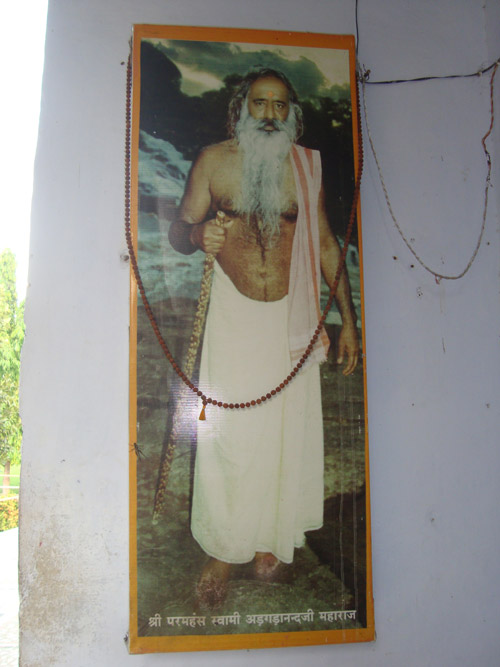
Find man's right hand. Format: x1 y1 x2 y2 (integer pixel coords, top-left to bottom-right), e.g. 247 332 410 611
190 216 233 255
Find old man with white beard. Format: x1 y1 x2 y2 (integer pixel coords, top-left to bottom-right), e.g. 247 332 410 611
169 68 359 608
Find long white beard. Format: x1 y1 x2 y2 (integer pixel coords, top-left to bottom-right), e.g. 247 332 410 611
235 104 298 244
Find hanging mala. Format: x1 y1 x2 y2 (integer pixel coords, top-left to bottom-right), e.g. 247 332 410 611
124 55 364 520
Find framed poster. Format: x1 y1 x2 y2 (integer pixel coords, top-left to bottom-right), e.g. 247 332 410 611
128 24 373 653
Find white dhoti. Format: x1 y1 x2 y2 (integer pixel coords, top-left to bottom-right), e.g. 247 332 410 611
191 262 324 564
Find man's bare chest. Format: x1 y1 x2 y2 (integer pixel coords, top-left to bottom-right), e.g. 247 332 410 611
209 156 298 219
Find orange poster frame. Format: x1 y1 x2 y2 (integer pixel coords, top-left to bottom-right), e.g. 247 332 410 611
128 24 373 653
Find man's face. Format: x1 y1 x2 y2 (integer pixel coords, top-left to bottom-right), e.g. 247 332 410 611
247 77 290 131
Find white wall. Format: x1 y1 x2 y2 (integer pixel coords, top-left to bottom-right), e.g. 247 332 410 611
20 0 500 665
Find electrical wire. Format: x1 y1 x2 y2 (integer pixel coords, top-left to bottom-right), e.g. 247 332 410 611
355 0 499 281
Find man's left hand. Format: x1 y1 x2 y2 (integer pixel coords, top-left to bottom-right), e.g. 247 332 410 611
336 324 359 376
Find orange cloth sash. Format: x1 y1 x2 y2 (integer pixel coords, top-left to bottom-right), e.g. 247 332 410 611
288 144 330 365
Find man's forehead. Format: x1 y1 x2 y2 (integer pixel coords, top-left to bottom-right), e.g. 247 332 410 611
249 77 289 101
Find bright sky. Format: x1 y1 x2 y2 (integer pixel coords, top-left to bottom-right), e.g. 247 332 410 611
0 1 48 300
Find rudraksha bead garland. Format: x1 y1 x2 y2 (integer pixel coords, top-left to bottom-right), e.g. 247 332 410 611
124 56 364 415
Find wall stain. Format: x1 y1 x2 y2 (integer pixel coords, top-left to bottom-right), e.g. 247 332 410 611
20 497 107 666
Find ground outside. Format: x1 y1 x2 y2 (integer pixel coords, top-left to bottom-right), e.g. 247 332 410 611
0 527 19 666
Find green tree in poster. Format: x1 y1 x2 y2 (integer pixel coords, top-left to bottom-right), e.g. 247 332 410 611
0 250 24 495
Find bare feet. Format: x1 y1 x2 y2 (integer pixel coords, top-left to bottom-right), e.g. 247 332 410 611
196 558 231 610
254 552 283 581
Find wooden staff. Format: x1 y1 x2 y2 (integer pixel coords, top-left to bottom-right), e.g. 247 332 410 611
152 212 226 523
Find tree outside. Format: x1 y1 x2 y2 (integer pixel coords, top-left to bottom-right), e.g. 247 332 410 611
0 249 24 501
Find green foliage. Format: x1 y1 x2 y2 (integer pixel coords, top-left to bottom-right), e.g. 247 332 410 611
139 43 234 160
0 249 24 466
1 463 20 492
301 96 355 239
0 497 19 531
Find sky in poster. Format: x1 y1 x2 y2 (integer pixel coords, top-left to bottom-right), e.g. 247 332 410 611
145 39 350 99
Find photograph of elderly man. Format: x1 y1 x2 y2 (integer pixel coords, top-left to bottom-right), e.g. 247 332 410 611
130 31 371 648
